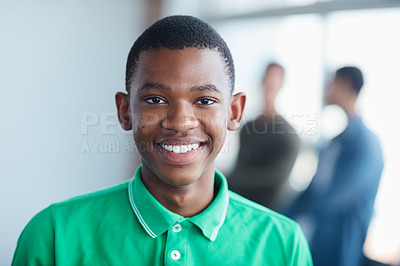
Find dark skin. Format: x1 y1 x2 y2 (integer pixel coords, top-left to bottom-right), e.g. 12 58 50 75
116 48 246 217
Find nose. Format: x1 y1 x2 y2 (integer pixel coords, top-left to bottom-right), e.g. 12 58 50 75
162 100 199 132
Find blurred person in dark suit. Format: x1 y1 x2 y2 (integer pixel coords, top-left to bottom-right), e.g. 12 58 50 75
228 63 300 211
285 66 384 266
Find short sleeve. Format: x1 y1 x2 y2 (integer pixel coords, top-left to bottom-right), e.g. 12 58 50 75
12 206 55 266
290 224 313 266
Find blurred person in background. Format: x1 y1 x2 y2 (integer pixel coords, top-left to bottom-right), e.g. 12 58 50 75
228 62 300 211
285 66 384 266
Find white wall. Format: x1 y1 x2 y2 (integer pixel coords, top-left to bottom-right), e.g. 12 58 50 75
0 0 144 264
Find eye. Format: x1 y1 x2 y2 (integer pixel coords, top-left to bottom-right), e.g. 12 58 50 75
144 96 167 104
196 98 217 105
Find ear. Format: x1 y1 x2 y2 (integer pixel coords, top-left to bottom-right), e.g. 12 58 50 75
228 92 246 131
115 92 132 131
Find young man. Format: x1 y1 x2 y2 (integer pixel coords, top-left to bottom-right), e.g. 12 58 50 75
12 16 312 265
285 67 384 266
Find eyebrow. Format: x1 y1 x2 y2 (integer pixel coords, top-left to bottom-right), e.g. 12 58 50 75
191 84 221 94
138 82 171 92
138 83 222 94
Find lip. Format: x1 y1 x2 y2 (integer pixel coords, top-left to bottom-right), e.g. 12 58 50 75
156 137 207 146
154 138 207 165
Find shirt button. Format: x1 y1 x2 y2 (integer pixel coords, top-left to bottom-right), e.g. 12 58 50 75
172 224 182 233
171 250 181 260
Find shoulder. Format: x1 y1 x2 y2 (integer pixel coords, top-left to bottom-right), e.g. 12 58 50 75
228 190 300 230
343 119 383 158
362 126 382 150
226 191 313 265
12 206 55 265
52 181 129 209
275 115 299 137
240 119 258 134
13 181 131 265
17 206 55 239
18 181 130 243
45 181 132 228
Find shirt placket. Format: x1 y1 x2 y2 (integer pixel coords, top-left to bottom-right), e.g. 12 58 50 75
164 219 189 265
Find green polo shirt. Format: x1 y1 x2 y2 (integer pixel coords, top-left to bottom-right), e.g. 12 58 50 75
13 166 312 265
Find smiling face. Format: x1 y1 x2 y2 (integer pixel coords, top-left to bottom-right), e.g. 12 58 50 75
117 48 245 187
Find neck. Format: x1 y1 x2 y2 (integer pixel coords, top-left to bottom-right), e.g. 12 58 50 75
340 100 357 116
140 163 215 217
263 101 276 116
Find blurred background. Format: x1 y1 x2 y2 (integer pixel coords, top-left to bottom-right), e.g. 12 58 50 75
1 0 400 265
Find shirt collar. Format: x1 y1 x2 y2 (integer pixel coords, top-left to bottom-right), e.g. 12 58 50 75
128 166 229 241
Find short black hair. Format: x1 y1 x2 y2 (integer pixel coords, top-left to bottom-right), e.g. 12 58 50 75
125 15 235 93
336 66 364 94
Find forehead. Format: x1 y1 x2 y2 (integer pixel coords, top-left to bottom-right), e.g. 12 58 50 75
132 48 230 94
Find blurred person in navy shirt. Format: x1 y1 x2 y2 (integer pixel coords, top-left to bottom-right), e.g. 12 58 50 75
285 66 384 266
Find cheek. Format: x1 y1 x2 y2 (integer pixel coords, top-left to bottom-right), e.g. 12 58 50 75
202 108 228 146
215 114 228 137
132 109 163 134
132 110 163 154
326 88 335 99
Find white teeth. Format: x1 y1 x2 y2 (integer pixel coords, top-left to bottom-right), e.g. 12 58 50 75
161 143 201 154
180 146 188 153
173 146 180 153
162 145 173 152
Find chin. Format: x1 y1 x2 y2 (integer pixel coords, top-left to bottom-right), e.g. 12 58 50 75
158 169 200 187
152 166 201 187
